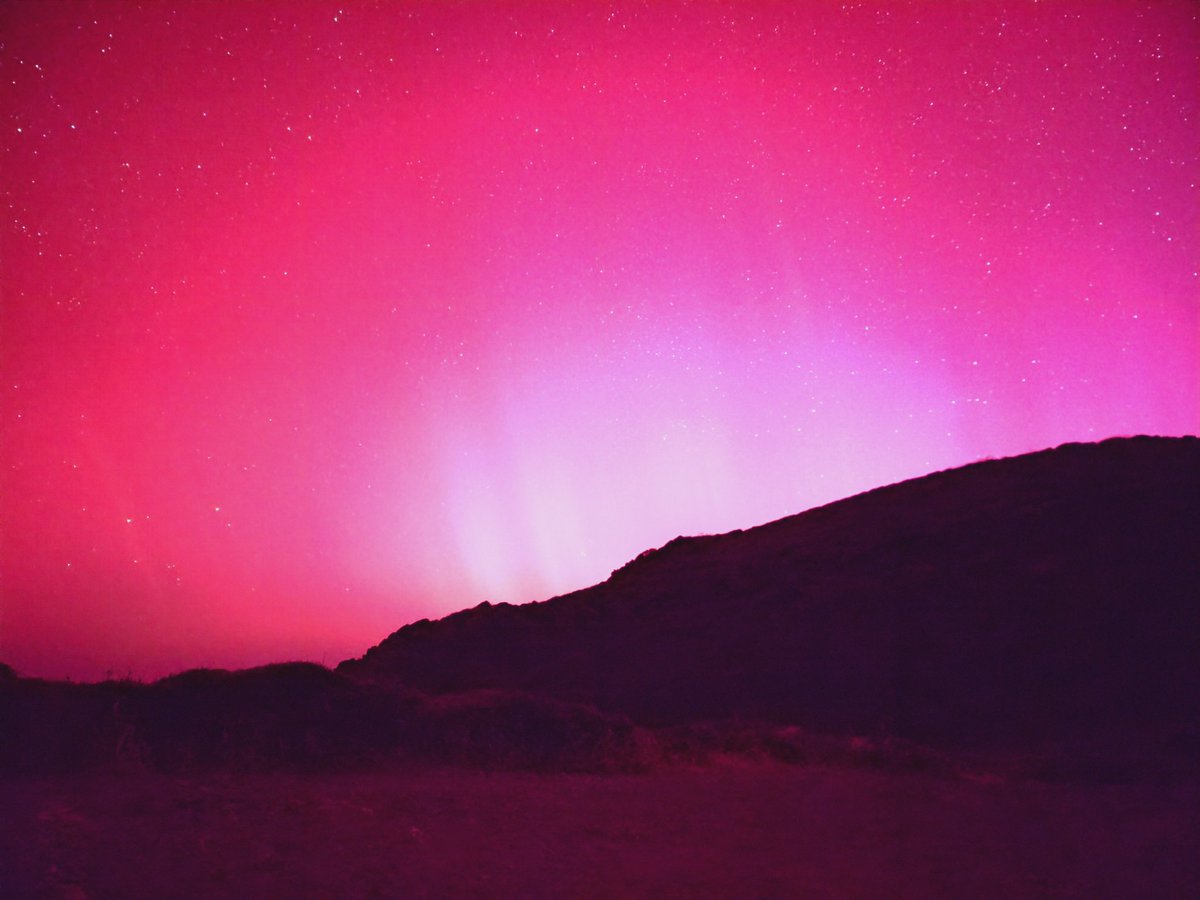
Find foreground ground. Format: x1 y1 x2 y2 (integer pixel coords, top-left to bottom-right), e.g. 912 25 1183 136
2 765 1197 899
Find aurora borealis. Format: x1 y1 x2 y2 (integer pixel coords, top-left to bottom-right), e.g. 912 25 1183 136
2 1 1196 680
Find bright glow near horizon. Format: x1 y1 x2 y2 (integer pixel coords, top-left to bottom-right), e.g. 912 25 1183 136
2 2 1197 680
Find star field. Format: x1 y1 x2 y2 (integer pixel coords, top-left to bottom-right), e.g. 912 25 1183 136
2 2 1196 680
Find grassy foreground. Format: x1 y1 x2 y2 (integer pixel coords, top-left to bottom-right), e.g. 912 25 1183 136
3 764 1197 898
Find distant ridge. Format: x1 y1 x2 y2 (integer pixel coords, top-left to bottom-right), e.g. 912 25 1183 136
340 436 1200 761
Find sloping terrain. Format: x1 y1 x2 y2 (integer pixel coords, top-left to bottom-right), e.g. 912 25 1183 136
3 437 1197 898
340 436 1200 766
3 436 1196 780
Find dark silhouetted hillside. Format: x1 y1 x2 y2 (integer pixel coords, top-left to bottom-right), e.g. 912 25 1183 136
5 436 1196 779
340 436 1200 773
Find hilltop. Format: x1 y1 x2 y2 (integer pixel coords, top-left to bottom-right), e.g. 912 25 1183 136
4 436 1197 779
340 435 1200 770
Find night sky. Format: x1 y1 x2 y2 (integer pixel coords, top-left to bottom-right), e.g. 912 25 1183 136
3 2 1196 681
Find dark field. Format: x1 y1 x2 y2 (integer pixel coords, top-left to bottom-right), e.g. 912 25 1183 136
3 765 1197 898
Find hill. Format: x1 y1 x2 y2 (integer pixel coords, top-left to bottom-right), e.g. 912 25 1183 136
4 436 1196 779
339 436 1200 770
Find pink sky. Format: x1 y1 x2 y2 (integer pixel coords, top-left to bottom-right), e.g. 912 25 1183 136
3 1 1196 680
